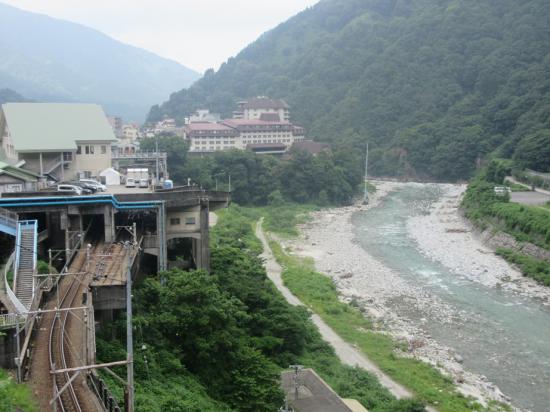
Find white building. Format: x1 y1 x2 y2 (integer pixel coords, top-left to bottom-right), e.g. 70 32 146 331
0 103 116 181
122 124 140 140
188 109 221 124
233 97 290 122
185 119 304 154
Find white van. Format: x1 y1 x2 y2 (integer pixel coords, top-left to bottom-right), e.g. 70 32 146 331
126 178 136 188
139 178 149 188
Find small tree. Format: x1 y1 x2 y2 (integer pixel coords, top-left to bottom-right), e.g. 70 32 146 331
268 189 285 206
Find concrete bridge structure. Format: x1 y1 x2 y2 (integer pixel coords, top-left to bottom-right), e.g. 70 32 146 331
0 187 229 411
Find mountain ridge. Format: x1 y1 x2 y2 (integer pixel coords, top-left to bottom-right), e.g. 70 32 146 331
0 2 201 121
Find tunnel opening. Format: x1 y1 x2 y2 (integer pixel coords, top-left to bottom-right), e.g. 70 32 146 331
167 237 195 270
83 214 105 243
115 210 157 242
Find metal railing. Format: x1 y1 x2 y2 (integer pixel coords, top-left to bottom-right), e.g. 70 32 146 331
0 313 24 329
0 207 18 233
112 151 167 160
89 374 122 412
3 252 27 314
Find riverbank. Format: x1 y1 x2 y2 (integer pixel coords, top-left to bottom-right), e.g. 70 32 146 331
280 181 517 410
407 184 550 305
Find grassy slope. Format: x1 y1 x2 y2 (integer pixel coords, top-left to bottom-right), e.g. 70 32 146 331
0 368 38 412
461 175 550 286
215 205 426 412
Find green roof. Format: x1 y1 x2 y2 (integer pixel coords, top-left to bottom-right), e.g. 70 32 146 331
0 160 39 182
2 103 116 152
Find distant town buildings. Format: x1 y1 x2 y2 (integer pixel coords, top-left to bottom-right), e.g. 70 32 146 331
107 116 123 137
0 103 116 181
186 97 304 154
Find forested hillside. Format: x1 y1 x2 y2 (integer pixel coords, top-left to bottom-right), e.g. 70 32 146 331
149 0 550 179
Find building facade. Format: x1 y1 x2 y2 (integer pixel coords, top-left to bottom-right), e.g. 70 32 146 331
233 97 290 122
185 119 304 153
185 97 304 154
0 103 116 181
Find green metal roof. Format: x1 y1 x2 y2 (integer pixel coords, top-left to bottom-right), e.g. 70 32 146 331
2 103 116 152
0 160 39 182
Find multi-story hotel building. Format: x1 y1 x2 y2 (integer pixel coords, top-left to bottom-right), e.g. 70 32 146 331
186 97 304 154
185 119 304 154
233 97 290 122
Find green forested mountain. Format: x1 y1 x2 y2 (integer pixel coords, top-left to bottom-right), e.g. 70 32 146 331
149 0 550 179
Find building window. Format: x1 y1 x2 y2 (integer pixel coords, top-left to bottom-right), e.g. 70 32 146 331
170 218 181 226
101 145 107 154
77 146 82 155
63 152 73 161
85 145 95 155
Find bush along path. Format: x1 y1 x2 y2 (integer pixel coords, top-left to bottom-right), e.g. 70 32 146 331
255 218 437 411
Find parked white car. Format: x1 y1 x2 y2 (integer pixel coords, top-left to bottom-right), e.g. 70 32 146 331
57 184 83 195
126 178 136 188
79 178 106 192
139 178 149 188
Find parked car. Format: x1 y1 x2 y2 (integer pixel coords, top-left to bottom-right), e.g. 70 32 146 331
79 178 106 192
126 178 136 188
138 178 149 188
57 184 83 195
62 181 96 194
163 179 174 190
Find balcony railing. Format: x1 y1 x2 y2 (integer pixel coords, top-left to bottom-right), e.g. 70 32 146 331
112 151 167 160
0 313 24 329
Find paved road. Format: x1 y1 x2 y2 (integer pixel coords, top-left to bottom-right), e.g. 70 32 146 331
506 176 550 197
255 219 426 404
510 191 550 206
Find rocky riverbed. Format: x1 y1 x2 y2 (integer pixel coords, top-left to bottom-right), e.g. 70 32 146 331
282 181 529 410
407 184 550 305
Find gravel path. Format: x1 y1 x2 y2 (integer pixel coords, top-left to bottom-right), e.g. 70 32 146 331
255 218 421 403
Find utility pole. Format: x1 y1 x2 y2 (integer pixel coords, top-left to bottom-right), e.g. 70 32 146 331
155 135 160 186
228 174 231 193
289 365 303 401
15 319 21 383
126 265 134 412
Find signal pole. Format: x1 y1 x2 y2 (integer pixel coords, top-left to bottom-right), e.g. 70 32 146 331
126 265 134 412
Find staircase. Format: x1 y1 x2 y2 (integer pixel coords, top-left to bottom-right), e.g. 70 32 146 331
14 220 38 310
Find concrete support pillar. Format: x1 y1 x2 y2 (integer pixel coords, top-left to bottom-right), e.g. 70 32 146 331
199 202 210 272
191 238 197 268
103 206 115 243
157 205 167 272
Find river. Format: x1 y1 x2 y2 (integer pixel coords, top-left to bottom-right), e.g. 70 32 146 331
351 185 550 412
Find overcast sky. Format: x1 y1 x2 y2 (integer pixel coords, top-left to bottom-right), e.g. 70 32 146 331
2 0 320 73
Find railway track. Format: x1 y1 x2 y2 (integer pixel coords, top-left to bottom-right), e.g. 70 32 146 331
48 244 110 412
29 239 130 411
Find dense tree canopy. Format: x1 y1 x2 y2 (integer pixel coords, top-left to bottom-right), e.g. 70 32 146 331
149 0 550 180
141 135 359 205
